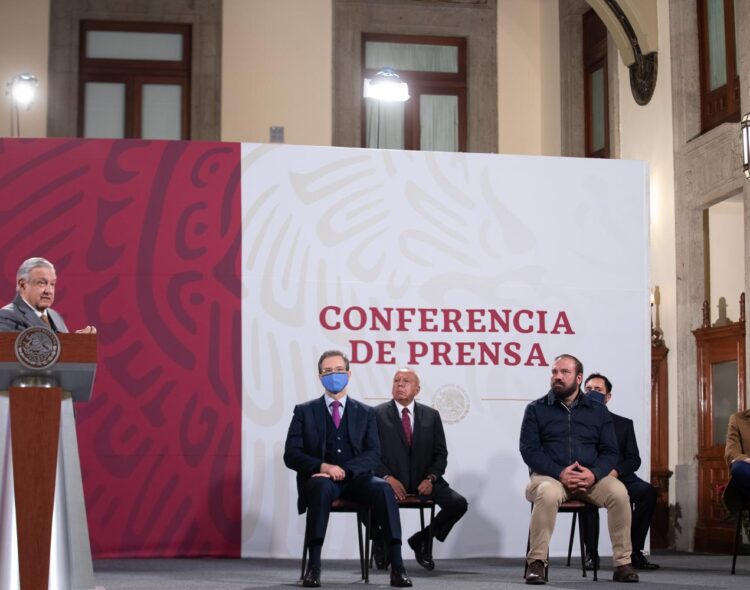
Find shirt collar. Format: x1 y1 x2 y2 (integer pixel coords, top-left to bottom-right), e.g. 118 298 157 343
393 399 415 415
325 394 347 411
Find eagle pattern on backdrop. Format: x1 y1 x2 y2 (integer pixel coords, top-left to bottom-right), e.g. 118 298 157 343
0 138 242 557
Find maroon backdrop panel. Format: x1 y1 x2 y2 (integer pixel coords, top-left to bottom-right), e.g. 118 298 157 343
0 138 241 557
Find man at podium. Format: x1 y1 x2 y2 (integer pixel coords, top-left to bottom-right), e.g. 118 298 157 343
0 257 96 334
0 256 97 590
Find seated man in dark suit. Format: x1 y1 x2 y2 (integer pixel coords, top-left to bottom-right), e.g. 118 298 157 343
283 350 412 588
374 368 468 570
0 257 96 334
581 373 659 570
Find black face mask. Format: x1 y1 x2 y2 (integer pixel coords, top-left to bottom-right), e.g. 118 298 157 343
586 390 606 404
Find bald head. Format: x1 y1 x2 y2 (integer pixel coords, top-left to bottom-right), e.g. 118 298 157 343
391 368 421 407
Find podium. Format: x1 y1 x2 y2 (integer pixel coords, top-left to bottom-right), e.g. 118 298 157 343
0 328 97 590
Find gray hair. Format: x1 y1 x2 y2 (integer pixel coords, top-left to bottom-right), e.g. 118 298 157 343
16 257 55 292
394 367 421 385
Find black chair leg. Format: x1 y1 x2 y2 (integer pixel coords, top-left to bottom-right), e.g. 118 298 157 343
567 512 576 567
365 509 371 582
576 510 589 579
357 511 365 580
732 509 743 575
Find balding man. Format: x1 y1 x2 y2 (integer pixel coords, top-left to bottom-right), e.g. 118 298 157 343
374 368 468 571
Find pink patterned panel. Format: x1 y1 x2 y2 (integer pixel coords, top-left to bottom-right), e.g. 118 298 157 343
0 138 241 557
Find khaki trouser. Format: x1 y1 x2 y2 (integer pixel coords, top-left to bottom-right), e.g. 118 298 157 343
525 473 632 567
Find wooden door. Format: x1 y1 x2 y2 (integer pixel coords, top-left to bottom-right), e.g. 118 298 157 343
693 296 746 552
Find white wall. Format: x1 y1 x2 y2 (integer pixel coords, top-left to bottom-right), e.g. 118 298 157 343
617 0 678 480
708 195 745 322
222 0 332 146
497 0 561 156
0 0 49 138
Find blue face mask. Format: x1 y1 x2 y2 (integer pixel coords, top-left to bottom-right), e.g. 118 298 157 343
320 372 349 394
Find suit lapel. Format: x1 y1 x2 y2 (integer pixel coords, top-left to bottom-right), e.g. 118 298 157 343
313 396 327 457
411 402 422 448
346 398 361 448
14 295 41 328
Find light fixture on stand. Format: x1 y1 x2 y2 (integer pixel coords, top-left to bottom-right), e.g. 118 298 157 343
741 112 750 179
5 73 39 137
363 67 409 149
363 67 410 102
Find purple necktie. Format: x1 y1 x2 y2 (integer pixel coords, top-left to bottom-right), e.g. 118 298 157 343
331 400 342 429
402 407 412 446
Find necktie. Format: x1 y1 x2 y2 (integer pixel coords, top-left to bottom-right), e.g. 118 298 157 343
402 407 412 446
331 400 341 429
40 313 50 327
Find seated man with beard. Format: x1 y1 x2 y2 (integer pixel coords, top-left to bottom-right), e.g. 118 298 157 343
519 354 639 585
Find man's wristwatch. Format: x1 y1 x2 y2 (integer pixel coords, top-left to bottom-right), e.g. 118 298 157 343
426 474 436 483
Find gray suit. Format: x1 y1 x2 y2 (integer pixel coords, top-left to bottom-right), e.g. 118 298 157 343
0 294 69 333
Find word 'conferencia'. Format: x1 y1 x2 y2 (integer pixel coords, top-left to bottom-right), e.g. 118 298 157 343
319 305 575 367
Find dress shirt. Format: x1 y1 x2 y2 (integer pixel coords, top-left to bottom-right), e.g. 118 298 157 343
325 394 347 418
393 399 415 431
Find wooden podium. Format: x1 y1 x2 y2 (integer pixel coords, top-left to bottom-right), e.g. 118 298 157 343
0 330 97 590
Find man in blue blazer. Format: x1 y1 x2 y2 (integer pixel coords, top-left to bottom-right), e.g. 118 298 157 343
284 350 412 588
582 373 660 571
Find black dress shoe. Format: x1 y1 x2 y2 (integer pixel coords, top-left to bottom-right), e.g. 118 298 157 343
302 565 321 587
584 552 600 571
408 533 435 570
390 567 413 587
631 550 660 570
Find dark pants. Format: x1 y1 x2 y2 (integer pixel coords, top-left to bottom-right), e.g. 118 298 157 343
422 483 468 542
303 475 402 544
581 475 657 553
731 460 750 501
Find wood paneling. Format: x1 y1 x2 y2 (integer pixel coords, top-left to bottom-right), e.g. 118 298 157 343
693 296 745 552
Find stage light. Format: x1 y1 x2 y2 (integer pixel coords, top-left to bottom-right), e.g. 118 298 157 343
363 67 410 102
743 113 750 178
7 73 38 110
5 73 39 137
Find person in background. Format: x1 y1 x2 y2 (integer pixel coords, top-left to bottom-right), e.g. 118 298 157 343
375 368 468 571
581 373 660 571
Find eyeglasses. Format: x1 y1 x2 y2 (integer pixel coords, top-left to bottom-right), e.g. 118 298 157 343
320 367 347 375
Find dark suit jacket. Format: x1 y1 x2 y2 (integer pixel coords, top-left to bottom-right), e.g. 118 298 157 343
0 294 68 333
283 395 380 514
611 412 641 483
375 400 448 493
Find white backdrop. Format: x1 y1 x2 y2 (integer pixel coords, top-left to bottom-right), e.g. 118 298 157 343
240 144 650 560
